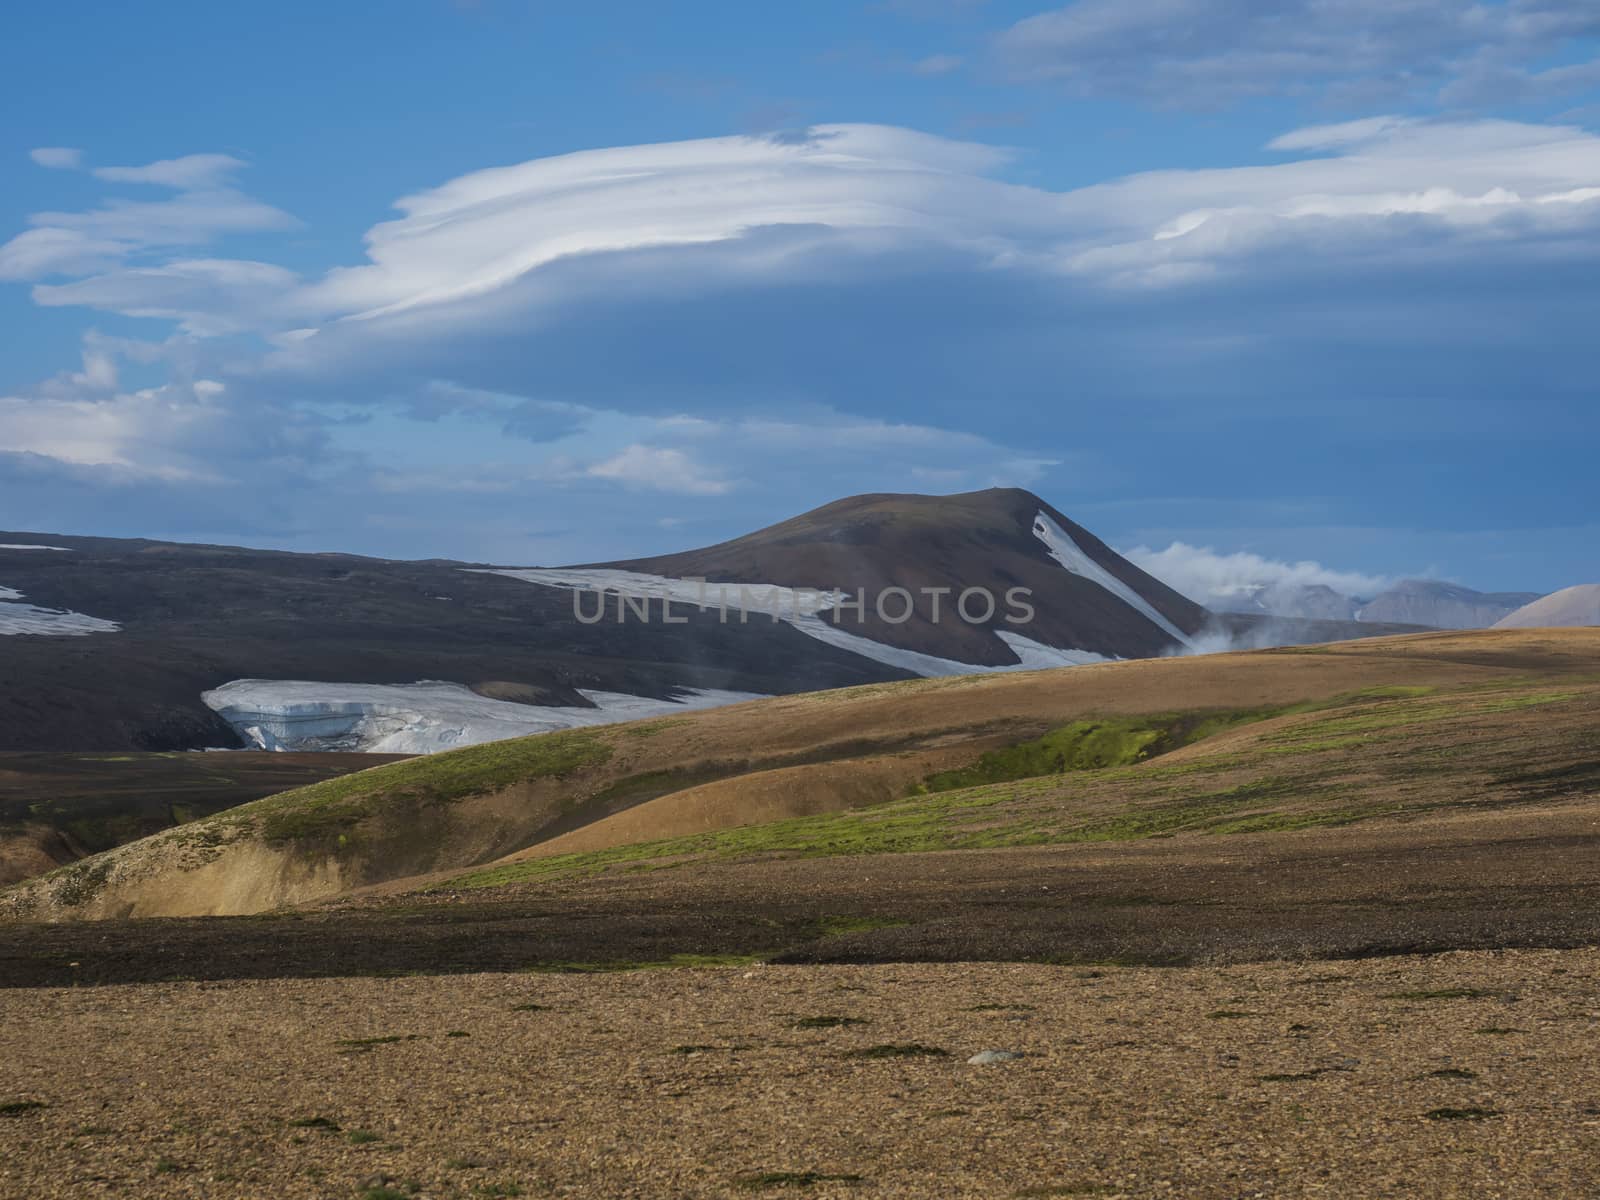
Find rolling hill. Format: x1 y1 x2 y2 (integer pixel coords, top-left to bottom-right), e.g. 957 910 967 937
0 489 1445 885
8 626 1596 924
1494 584 1600 629
0 750 406 888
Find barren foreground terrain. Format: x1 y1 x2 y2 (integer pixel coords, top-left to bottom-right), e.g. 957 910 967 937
4 950 1598 1199
4 629 1598 1197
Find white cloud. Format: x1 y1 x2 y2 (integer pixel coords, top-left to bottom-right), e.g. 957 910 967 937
297 125 1021 322
33 258 300 336
1122 541 1393 608
30 191 296 247
1 383 233 481
0 228 127 281
345 401 1055 517
92 154 247 189
0 336 326 486
13 118 1600 329
1054 117 1600 285
585 445 732 495
29 147 83 170
1266 117 1422 152
0 154 295 283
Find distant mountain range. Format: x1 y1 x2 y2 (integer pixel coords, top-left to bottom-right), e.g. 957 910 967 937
1209 578 1545 630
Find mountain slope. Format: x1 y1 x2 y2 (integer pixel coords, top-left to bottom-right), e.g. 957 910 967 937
592 488 1209 664
1210 582 1360 622
1494 585 1600 629
0 533 904 753
0 751 403 887
0 490 1209 755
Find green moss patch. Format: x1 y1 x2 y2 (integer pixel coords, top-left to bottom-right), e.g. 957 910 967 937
918 709 1282 794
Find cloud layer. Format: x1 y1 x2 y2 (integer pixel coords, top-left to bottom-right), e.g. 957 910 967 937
13 117 1599 338
1122 542 1393 610
992 0 1600 108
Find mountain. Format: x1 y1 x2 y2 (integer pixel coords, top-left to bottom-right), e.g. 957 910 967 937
0 490 1207 756
0 534 888 754
1210 583 1360 622
1494 585 1600 629
1207 577 1543 630
586 488 1209 666
1358 580 1543 629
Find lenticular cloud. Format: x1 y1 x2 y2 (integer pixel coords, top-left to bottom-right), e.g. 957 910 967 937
299 125 1054 321
16 119 1600 342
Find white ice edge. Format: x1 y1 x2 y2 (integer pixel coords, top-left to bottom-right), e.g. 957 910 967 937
476 566 1110 678
1029 511 1191 648
201 679 768 755
0 582 120 636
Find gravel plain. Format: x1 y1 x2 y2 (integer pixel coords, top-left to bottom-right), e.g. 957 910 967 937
4 949 1599 1199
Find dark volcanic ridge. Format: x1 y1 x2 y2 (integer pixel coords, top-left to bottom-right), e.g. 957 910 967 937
0 490 1208 755
595 488 1208 665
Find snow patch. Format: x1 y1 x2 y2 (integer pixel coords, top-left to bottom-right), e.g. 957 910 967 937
1030 512 1190 648
479 567 817 612
995 631 1109 670
782 612 1107 676
0 544 70 552
0 583 119 636
201 679 767 755
478 566 1109 678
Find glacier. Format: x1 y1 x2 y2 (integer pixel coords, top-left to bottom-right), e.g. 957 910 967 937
0 583 120 637
478 566 1109 677
201 679 768 755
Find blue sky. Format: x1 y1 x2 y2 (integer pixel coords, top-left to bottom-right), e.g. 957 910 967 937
2 0 1597 595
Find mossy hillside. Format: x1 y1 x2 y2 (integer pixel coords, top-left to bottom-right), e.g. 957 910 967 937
217 729 616 845
449 681 1587 890
1262 689 1580 752
162 683 1526 858
452 772 1353 889
917 687 1458 794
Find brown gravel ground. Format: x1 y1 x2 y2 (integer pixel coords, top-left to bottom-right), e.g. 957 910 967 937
3 949 1599 1200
